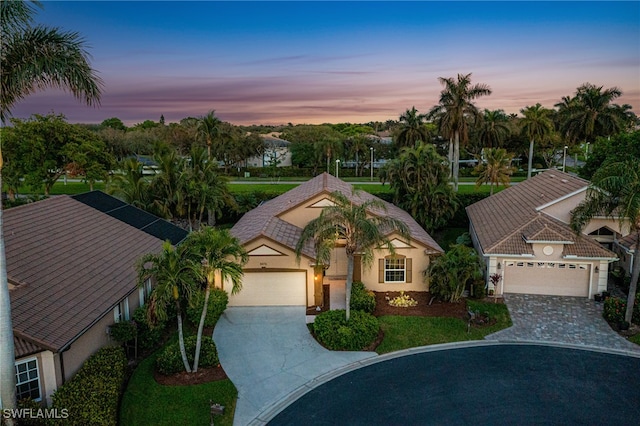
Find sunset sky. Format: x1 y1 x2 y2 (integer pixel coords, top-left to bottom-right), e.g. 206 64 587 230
10 1 640 126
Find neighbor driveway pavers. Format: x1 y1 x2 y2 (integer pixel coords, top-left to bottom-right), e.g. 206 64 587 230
486 293 640 353
213 307 376 426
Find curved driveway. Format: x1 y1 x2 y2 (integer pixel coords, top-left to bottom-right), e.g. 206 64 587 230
270 344 640 425
213 307 376 426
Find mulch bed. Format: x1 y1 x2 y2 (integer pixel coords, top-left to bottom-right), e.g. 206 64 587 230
153 364 228 386
373 291 468 319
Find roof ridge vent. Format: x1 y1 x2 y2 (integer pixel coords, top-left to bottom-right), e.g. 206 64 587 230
561 179 568 183
549 174 555 178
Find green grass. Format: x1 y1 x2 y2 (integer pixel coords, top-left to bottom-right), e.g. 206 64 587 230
120 353 237 426
629 333 640 345
13 181 106 195
375 299 511 354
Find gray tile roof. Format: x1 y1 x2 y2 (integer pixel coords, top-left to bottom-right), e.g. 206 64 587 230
467 170 615 259
7 195 168 353
231 173 443 256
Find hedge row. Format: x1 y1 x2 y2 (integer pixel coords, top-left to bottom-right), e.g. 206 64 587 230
603 294 640 326
51 346 127 426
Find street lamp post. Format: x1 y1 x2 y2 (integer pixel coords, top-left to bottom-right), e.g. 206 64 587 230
370 147 374 182
562 145 568 172
335 159 340 178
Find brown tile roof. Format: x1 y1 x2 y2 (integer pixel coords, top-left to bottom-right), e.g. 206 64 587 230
14 335 46 358
617 232 639 252
231 173 442 256
467 170 615 259
7 195 168 353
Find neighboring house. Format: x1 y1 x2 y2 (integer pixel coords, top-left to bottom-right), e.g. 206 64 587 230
245 133 292 168
467 170 628 298
7 191 187 404
614 233 638 278
228 172 443 307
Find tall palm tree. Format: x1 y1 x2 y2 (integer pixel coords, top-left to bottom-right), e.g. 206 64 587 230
1 1 103 413
107 158 150 209
474 148 513 195
556 83 629 145
382 142 458 233
295 190 409 321
520 103 554 179
428 73 492 190
571 160 640 324
137 242 201 373
196 110 221 160
183 227 247 372
396 106 430 148
316 136 343 175
477 109 510 148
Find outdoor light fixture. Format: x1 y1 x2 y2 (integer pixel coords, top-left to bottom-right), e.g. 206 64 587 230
497 262 501 269
595 266 599 273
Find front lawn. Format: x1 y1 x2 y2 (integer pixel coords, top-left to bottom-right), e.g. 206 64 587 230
375 300 511 354
120 353 237 426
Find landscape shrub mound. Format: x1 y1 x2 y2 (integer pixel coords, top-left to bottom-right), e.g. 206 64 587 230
51 346 127 426
313 310 379 351
350 281 376 314
186 288 229 328
133 305 165 351
156 336 219 375
603 294 640 326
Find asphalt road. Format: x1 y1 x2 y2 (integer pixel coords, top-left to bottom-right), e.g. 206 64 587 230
269 344 640 425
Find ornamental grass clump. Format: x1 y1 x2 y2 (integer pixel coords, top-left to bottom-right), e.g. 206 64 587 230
388 291 418 308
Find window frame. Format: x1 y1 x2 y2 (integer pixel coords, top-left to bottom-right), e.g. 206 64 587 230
384 257 406 283
15 357 41 402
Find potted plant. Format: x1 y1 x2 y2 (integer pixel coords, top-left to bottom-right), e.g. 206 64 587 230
594 293 603 302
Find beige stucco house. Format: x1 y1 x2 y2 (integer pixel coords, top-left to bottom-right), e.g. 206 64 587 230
7 191 187 405
229 172 443 306
466 170 630 298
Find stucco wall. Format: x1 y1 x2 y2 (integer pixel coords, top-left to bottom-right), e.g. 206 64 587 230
278 193 332 229
539 191 585 223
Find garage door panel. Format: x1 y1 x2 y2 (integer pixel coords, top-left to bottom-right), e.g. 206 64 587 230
504 261 589 297
228 271 306 306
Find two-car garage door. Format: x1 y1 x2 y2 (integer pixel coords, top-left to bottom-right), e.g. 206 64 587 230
228 271 307 306
503 261 590 297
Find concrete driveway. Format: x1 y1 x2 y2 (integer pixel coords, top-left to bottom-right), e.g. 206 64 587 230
213 307 377 426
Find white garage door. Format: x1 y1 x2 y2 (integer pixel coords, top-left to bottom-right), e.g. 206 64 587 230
504 261 590 297
228 271 307 306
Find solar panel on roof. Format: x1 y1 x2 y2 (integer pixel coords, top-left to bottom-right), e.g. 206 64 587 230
72 191 188 245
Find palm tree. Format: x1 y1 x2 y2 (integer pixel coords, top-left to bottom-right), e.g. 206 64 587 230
520 104 554 179
396 106 430 148
382 143 458 233
295 190 409 321
183 227 247 372
571 160 640 324
196 110 221 160
477 109 510 148
137 242 201 373
474 148 513 195
107 158 150 209
428 73 492 190
1 1 103 413
556 83 630 145
316 136 343 174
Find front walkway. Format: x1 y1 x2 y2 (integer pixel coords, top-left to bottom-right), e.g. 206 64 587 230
486 294 640 353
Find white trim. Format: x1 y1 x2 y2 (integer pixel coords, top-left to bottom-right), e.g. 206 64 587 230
248 245 285 256
384 257 406 283
524 239 574 244
535 187 587 211
15 357 41 402
139 288 145 307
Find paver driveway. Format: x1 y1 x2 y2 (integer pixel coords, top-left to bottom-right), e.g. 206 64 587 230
213 307 376 426
485 293 640 353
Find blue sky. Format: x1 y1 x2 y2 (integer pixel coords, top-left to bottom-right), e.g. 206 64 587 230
10 1 640 126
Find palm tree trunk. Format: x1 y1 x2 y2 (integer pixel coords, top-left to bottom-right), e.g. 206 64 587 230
448 138 453 179
0 170 18 421
624 233 640 323
345 255 354 321
453 132 460 191
527 139 534 179
176 304 192 373
193 285 211 372
207 207 215 227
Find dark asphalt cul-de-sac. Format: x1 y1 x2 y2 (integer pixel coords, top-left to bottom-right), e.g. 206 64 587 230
269 344 640 425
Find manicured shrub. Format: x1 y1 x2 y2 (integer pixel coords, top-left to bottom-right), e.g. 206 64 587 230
604 293 640 326
186 288 229 329
156 336 219 375
313 310 379 351
350 281 376 314
109 320 137 343
51 346 127 426
133 305 165 351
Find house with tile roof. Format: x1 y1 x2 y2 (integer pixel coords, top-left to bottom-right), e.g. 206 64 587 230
229 173 443 306
466 170 629 298
7 192 187 404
